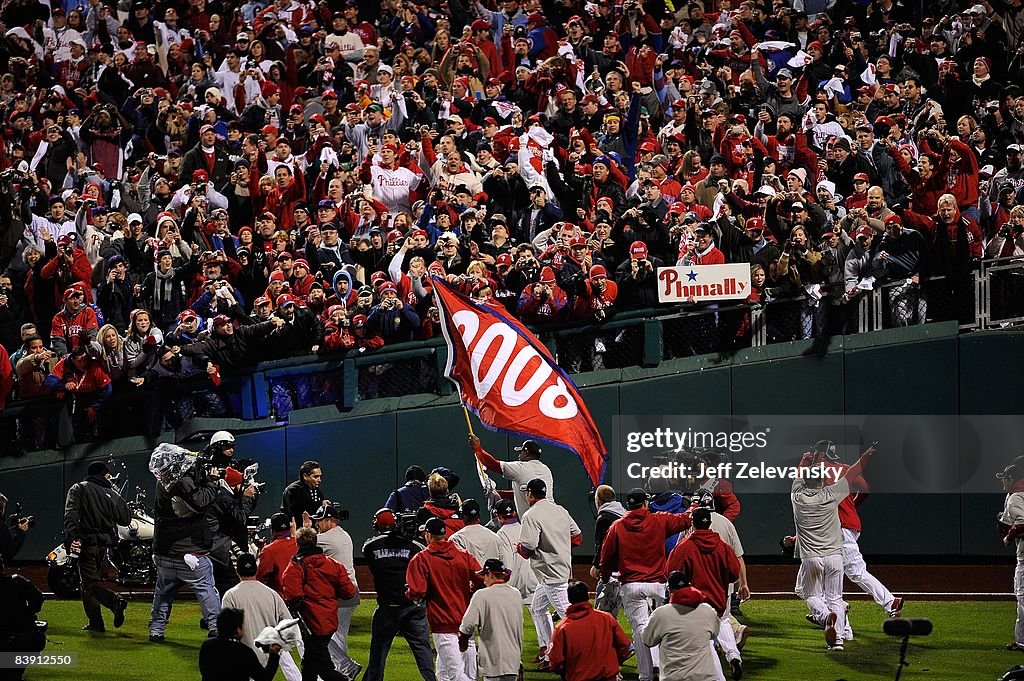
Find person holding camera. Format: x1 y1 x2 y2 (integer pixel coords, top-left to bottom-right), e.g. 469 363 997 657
0 493 31 561
40 233 93 310
282 526 357 681
208 466 258 597
148 453 223 642
614 241 660 310
987 205 1024 257
367 281 421 344
517 266 567 324
312 504 361 679
363 508 434 681
0 553 46 681
63 461 130 632
96 255 136 333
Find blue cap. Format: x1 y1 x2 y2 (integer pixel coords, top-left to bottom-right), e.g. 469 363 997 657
91 205 107 215
107 254 125 267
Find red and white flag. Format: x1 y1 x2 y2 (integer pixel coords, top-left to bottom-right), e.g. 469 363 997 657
432 277 607 485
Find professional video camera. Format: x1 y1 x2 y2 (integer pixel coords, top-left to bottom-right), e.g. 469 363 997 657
394 512 418 539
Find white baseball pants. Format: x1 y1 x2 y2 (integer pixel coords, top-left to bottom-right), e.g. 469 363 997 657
530 582 569 650
1015 562 1024 645
800 554 846 646
842 528 896 611
620 581 665 681
432 632 476 681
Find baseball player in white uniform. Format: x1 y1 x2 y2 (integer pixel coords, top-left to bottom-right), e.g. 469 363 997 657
470 436 555 519
815 440 903 629
516 478 582 669
791 444 876 651
998 464 1024 650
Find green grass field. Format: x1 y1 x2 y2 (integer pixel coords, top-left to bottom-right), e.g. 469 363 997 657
25 598 1020 680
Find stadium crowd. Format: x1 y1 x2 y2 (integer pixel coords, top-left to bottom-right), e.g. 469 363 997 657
1 0 1024 446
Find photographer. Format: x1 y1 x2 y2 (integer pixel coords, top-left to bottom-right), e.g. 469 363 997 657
208 466 258 597
97 255 136 333
517 266 568 325
367 282 421 344
63 461 130 632
40 234 93 313
0 493 30 561
614 241 661 310
0 554 45 680
987 205 1024 258
198 606 282 681
362 508 433 681
148 453 223 642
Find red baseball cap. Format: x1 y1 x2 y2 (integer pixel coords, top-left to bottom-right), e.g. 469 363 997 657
496 253 513 268
629 241 648 259
589 264 608 279
539 266 556 284
853 172 870 183
744 217 766 232
379 281 397 294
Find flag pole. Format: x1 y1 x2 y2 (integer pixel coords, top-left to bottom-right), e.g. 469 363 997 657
463 405 491 488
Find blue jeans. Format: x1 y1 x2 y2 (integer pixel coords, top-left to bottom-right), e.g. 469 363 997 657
149 554 221 636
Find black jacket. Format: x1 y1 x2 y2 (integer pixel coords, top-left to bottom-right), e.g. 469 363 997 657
208 483 255 564
199 637 279 681
63 474 131 547
362 532 426 605
280 480 324 529
152 474 219 557
179 140 233 188
0 573 43 639
178 319 279 370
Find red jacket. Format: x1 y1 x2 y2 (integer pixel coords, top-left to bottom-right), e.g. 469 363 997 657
40 248 93 306
405 540 483 633
548 602 632 681
822 463 868 532
256 532 297 596
707 478 741 522
420 501 465 537
666 529 740 616
282 546 356 636
50 306 100 355
570 279 618 320
600 507 691 583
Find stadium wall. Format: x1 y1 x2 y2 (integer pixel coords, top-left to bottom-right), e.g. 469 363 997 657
4 321 1022 562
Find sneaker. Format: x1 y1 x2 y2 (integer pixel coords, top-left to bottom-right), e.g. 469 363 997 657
148 634 165 643
829 644 845 652
113 598 128 629
531 647 547 664
199 618 209 630
730 658 743 680
1007 642 1024 651
805 614 823 628
82 623 105 633
737 625 750 650
824 612 838 648
888 597 904 618
536 656 551 672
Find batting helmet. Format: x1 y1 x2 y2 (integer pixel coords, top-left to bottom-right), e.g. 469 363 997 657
372 508 397 533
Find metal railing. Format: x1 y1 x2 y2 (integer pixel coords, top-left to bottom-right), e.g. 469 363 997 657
5 258 1024 451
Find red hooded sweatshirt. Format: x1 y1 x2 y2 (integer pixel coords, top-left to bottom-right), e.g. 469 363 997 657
822 462 869 532
405 540 483 633
600 507 691 583
548 601 632 681
666 529 740 616
255 532 297 596
281 545 356 636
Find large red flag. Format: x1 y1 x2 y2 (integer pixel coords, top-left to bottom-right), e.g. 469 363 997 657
431 276 606 485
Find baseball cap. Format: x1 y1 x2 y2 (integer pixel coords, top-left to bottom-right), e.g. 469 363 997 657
998 464 1024 480
213 314 232 327
520 478 547 496
625 488 649 510
853 172 870 183
478 558 511 575
418 516 447 535
813 439 839 461
494 499 516 516
236 553 258 577
514 440 542 456
311 504 343 521
460 499 481 521
853 225 874 240
629 241 649 260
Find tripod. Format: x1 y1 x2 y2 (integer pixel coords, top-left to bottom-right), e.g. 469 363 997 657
893 635 910 681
